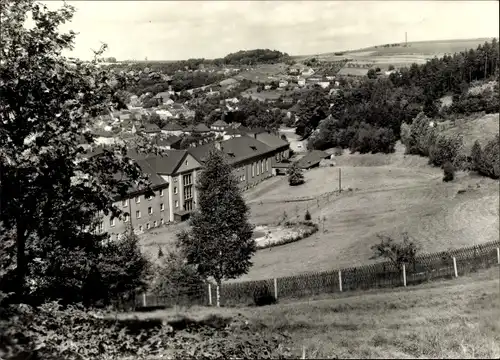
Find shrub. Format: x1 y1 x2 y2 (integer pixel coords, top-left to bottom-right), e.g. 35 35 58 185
443 161 455 182
428 134 464 167
304 210 311 221
287 162 305 186
0 302 292 359
253 283 277 306
370 232 420 271
475 134 500 179
151 248 206 307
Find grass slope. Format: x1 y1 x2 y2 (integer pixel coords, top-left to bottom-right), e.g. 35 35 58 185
124 267 500 359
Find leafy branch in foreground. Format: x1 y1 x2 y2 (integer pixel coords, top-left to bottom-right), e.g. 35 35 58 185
0 0 159 304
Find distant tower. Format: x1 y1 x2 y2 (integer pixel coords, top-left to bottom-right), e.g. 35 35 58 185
405 32 407 46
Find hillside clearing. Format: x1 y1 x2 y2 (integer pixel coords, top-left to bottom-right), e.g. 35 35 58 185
123 267 500 359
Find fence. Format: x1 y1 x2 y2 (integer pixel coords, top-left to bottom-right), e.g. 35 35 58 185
135 240 500 309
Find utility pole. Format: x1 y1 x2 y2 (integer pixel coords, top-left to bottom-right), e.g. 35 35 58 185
338 168 342 193
405 32 407 46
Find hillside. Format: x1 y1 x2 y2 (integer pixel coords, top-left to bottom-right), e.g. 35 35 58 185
293 37 495 71
126 267 500 359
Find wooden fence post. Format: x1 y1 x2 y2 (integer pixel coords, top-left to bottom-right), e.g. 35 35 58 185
208 284 212 306
453 257 458 277
402 264 407 287
338 270 343 292
142 293 147 307
273 278 278 300
216 285 220 308
497 247 500 265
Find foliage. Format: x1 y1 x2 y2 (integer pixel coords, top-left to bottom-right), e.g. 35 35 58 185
0 0 160 303
299 39 499 154
428 134 464 168
470 136 500 179
370 233 420 271
304 210 311 221
177 150 255 287
442 162 455 182
287 162 305 186
0 302 293 359
253 284 277 307
295 87 330 138
223 49 290 65
150 247 206 306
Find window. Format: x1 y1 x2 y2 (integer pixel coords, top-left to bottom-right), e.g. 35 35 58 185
183 174 192 186
146 223 150 230
124 214 129 222
175 200 179 208
265 159 269 171
146 194 153 200
252 163 255 177
160 189 164 197
136 210 141 219
261 160 264 173
185 160 188 166
110 218 115 227
122 199 128 208
135 196 141 204
183 186 193 200
148 206 153 215
256 161 260 175
153 220 158 227
97 221 104 233
160 218 164 225
160 203 165 212
139 225 143 232
174 187 178 194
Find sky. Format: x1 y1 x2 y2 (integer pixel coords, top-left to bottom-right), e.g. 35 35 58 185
42 0 499 61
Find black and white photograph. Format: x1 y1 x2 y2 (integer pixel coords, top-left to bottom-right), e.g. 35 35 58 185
1 0 499 358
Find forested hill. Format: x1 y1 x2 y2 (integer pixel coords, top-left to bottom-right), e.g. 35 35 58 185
303 39 499 155
221 49 291 65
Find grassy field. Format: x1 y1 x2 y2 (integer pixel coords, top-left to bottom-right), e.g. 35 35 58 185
122 267 500 359
296 38 494 70
439 113 499 151
238 142 499 281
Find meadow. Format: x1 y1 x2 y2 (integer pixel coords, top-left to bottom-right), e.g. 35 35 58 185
122 267 500 359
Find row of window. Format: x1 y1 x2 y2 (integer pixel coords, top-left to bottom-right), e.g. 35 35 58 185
251 159 269 177
108 219 167 240
120 175 193 208
110 200 183 227
121 188 165 207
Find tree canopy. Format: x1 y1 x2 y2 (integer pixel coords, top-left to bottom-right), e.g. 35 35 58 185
177 150 255 289
0 0 156 304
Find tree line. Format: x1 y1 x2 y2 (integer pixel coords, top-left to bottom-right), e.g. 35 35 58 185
304 39 499 155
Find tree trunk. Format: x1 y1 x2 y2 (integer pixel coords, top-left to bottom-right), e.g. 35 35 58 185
16 221 27 297
216 280 221 308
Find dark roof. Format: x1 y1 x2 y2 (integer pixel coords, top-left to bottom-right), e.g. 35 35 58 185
296 150 329 169
143 150 188 175
211 119 228 127
188 136 273 166
162 122 184 131
194 123 210 132
244 127 268 135
153 135 181 147
255 133 289 150
143 123 161 133
224 128 243 135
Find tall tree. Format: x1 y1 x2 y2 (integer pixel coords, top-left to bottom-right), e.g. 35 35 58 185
177 150 254 306
0 0 157 302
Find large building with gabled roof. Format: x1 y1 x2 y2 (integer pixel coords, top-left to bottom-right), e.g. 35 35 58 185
91 133 290 238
